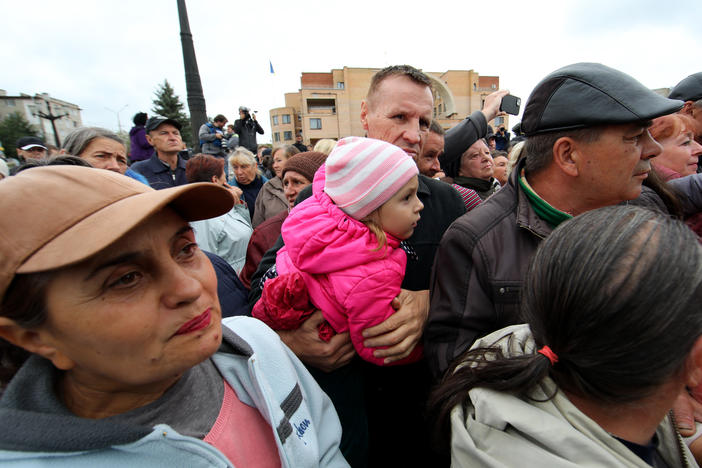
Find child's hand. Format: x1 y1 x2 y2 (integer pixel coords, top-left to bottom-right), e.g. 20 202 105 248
361 289 429 364
278 311 355 372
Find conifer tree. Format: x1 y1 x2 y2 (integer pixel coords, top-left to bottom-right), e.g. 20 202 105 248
0 112 39 159
151 80 193 146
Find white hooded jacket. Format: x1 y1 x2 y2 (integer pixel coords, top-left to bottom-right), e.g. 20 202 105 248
450 324 697 468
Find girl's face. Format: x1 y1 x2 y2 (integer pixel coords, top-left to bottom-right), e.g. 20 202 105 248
36 208 222 391
272 150 287 179
653 130 702 177
375 175 423 240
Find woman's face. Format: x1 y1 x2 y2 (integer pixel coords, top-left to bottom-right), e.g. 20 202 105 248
79 137 128 174
283 170 311 208
654 130 702 177
39 208 222 389
231 160 257 185
272 149 287 179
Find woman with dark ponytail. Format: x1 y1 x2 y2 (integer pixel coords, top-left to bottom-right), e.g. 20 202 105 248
429 206 702 467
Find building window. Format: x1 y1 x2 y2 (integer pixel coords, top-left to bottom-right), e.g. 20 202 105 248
491 84 497 89
336 82 345 89
284 131 293 140
6 99 15 107
282 114 291 124
493 116 504 126
310 118 322 130
272 115 279 125
274 132 280 142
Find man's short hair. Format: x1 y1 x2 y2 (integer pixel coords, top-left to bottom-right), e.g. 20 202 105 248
213 114 227 123
429 119 445 136
366 65 433 107
524 127 601 176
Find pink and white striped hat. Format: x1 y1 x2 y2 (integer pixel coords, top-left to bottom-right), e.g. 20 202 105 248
324 137 418 219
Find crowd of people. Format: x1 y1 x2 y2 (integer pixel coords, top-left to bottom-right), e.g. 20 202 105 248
1 63 702 467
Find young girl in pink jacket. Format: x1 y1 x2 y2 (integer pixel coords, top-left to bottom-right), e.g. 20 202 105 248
253 136 424 365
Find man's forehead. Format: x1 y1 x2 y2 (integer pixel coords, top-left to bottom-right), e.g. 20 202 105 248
373 76 432 103
426 132 444 149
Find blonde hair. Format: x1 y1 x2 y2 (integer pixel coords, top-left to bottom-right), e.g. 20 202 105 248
361 213 388 252
229 147 261 174
313 139 337 156
506 141 526 179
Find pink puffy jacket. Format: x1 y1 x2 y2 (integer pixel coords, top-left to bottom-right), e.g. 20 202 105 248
275 166 422 366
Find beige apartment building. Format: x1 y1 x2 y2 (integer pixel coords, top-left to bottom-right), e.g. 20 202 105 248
269 67 507 148
0 90 83 147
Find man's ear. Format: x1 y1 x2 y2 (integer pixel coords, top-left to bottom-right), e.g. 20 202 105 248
0 317 74 371
552 136 580 177
684 336 702 389
360 100 369 131
682 101 696 116
145 133 154 146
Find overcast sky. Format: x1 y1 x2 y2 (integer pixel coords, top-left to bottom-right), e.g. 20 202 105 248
2 0 701 143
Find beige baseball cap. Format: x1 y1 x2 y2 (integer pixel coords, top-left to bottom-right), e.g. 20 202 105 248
0 165 235 299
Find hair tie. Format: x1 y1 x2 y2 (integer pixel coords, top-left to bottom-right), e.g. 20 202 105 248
538 346 558 365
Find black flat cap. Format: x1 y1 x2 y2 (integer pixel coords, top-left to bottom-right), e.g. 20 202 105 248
521 63 683 136
669 73 702 102
145 116 182 133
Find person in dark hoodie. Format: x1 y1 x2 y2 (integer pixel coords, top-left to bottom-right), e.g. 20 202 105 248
128 112 154 163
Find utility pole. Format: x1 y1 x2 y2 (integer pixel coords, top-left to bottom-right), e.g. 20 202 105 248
34 97 68 147
177 0 207 151
105 104 128 133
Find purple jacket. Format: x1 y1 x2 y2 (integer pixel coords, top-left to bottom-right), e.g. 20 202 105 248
129 125 154 162
275 166 422 366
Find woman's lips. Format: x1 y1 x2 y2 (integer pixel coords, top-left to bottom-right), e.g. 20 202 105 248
175 308 212 335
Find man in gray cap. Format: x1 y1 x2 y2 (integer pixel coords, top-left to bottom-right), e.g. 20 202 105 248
426 62 682 378
669 72 702 145
130 116 188 189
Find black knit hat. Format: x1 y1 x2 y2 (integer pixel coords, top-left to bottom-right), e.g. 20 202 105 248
282 151 327 182
521 63 683 136
669 73 702 102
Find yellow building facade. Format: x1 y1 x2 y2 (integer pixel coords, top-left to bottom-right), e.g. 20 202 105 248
269 67 507 148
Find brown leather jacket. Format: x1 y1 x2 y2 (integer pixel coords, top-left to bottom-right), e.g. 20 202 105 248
425 158 553 378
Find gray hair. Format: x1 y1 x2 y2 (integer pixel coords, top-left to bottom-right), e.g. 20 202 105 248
229 147 261 174
523 127 600 176
62 127 123 157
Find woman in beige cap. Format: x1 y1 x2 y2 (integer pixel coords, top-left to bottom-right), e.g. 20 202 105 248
0 165 347 467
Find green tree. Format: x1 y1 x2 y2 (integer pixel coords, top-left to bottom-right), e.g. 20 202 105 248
151 80 193 147
0 112 39 159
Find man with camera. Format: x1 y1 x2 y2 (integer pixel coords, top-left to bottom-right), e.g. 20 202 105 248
233 106 264 154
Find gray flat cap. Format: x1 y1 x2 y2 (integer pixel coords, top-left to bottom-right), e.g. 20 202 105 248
669 73 702 102
521 63 683 136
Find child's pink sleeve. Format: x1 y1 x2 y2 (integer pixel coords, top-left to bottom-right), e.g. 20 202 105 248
339 269 422 366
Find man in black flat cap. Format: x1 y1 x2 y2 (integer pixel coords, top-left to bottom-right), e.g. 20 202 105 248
426 62 683 378
669 72 702 147
130 116 188 189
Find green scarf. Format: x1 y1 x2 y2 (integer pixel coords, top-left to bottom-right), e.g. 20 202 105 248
518 171 572 228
